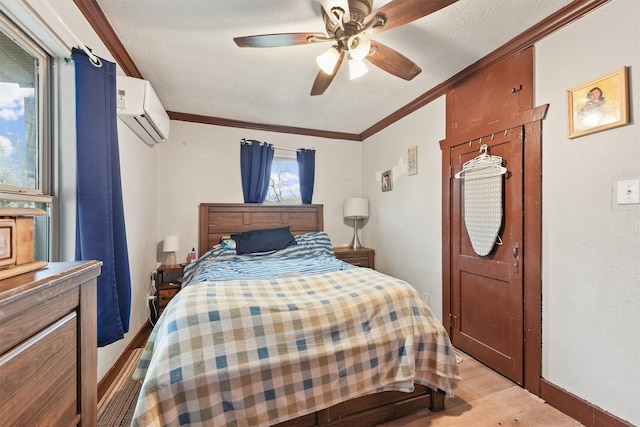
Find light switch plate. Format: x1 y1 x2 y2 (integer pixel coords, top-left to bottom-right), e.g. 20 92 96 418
617 179 640 205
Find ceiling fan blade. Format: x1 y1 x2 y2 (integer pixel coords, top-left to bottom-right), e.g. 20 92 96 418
310 49 346 96
234 33 330 48
364 0 458 34
366 41 421 80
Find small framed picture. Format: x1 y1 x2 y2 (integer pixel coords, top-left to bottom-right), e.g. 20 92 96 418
0 219 16 267
408 145 418 176
567 66 629 138
381 170 393 192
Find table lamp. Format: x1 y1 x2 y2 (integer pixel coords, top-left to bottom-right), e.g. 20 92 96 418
343 197 369 249
163 235 179 266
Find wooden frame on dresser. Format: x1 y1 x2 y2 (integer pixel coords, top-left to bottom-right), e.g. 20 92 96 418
198 203 445 426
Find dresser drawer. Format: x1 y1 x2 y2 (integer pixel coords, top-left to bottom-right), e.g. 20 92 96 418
158 287 179 306
338 254 371 267
333 247 375 270
0 287 78 355
0 313 78 426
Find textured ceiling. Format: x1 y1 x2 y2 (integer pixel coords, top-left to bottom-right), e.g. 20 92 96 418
94 0 574 137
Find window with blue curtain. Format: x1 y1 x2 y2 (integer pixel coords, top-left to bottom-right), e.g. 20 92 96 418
241 140 315 205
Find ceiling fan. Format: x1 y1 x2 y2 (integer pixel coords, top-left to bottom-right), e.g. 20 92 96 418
233 0 458 96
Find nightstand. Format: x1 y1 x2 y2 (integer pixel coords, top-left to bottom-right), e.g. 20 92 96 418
152 264 185 322
333 247 375 270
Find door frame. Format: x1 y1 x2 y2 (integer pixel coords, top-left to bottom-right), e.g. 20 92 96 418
440 104 548 395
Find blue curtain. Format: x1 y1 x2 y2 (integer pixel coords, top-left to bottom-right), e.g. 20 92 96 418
240 139 274 203
297 149 316 204
73 48 131 347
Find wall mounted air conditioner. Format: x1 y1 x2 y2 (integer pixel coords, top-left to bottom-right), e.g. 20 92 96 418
116 76 170 146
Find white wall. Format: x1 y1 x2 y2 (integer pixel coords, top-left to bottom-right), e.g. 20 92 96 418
360 97 446 321
535 0 639 423
155 121 363 262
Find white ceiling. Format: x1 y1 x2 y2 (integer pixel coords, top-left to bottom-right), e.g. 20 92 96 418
94 0 573 136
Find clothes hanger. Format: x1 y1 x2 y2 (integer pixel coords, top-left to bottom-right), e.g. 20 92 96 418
454 143 507 179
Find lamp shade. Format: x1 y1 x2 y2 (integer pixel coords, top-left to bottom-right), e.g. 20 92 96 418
163 235 180 252
348 58 368 79
348 34 371 60
343 197 369 219
316 45 340 74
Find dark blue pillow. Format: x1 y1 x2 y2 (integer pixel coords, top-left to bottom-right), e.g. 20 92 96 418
231 226 297 255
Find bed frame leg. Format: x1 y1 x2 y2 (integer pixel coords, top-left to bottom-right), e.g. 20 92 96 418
430 389 446 412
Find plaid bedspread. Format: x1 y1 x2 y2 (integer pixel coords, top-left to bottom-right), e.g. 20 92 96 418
132 267 459 426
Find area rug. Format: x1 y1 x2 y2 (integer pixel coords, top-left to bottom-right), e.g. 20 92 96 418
98 348 144 427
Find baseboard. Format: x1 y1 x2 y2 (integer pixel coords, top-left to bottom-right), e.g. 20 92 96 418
97 321 153 401
540 378 633 427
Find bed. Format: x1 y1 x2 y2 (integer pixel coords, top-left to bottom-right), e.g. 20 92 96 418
132 203 459 426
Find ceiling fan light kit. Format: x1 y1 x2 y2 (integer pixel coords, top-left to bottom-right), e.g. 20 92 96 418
234 0 459 95
347 33 371 60
316 46 341 74
349 58 368 79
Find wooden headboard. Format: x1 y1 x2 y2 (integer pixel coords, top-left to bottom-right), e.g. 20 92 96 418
198 203 324 256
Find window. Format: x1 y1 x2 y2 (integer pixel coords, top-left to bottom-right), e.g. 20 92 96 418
0 12 52 261
265 155 301 204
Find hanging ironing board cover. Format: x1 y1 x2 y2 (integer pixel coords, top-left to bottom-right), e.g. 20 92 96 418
461 163 504 256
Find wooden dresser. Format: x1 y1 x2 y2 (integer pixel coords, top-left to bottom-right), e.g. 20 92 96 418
0 261 101 427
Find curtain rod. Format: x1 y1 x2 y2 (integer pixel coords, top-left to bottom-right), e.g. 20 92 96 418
39 0 102 67
241 138 309 153
274 146 301 153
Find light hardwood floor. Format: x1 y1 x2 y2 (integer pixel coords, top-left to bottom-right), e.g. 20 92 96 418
379 351 584 427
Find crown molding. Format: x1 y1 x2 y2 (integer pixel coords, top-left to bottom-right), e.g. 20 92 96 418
75 0 610 141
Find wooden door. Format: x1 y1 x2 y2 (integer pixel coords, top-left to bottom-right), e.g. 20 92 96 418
450 127 524 384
